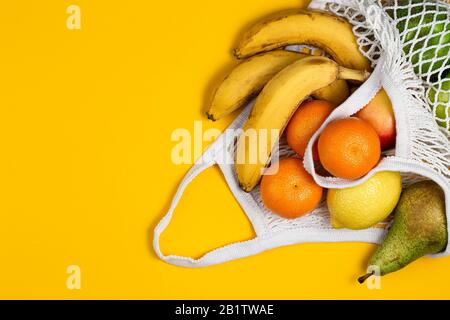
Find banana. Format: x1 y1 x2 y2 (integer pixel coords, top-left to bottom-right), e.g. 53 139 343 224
206 51 350 121
234 9 372 71
313 80 350 105
206 51 307 121
235 56 370 192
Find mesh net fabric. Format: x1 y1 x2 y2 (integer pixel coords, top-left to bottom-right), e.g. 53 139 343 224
240 0 450 233
383 0 450 131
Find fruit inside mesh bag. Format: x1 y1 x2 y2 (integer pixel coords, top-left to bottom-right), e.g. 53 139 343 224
385 0 450 131
385 0 450 78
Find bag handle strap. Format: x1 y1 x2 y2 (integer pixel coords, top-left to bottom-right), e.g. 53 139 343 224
153 144 267 268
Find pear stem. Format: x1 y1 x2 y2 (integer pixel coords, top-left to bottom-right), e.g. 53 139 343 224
358 271 375 284
338 67 371 83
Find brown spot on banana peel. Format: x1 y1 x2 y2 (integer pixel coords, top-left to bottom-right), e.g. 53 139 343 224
236 38 337 60
205 112 217 122
236 9 348 41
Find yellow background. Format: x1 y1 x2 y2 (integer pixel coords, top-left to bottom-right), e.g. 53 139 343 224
0 0 449 299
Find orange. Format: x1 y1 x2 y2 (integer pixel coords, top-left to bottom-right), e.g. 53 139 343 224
260 158 323 219
318 117 381 180
286 100 336 161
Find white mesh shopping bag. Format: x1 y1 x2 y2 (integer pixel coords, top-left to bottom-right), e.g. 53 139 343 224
154 0 450 267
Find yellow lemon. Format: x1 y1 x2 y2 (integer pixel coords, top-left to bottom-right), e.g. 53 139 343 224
327 171 402 230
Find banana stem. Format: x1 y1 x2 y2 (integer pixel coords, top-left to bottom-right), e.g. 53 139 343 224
358 271 375 284
338 67 371 83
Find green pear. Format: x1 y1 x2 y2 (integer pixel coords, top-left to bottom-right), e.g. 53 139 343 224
359 181 447 283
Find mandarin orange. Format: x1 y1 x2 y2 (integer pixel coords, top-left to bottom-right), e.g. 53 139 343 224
318 117 381 180
286 100 336 161
261 158 323 219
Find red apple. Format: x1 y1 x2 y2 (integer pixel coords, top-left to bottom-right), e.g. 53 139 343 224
356 89 396 151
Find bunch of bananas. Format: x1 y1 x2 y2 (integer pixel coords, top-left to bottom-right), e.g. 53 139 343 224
205 7 372 192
